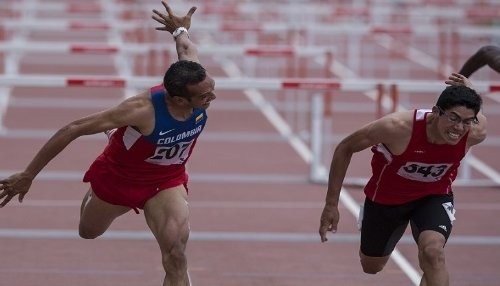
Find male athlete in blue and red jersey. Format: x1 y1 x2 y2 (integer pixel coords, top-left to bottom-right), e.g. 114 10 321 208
0 2 213 285
84 85 207 211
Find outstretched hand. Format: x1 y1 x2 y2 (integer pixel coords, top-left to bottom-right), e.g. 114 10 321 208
0 172 33 207
319 205 339 243
152 1 197 33
445 73 474 89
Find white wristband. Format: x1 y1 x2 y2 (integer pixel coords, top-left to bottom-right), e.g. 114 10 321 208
172 27 189 40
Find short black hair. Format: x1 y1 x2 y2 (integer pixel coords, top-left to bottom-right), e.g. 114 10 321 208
436 85 482 115
163 60 207 98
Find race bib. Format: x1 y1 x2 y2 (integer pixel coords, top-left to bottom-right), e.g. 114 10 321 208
397 162 452 182
146 141 193 165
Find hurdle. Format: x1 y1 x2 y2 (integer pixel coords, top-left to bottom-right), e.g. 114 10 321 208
3 1 499 24
2 18 499 75
0 74 499 187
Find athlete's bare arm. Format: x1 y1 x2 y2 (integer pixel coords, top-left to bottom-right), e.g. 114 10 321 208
319 111 413 242
152 1 199 62
458 45 500 77
0 94 154 206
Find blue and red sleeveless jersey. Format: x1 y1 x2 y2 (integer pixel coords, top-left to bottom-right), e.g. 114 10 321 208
86 85 208 187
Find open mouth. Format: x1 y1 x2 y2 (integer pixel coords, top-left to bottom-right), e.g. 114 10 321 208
447 131 461 141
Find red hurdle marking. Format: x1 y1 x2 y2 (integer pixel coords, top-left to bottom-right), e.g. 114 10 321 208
202 4 238 16
466 7 500 18
69 45 119 54
334 6 369 17
370 26 412 34
67 3 102 13
69 21 110 30
67 78 126 88
490 85 500 92
282 80 341 90
245 47 294 57
221 22 262 32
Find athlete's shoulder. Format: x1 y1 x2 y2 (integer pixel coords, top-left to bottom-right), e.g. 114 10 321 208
368 111 413 150
378 110 413 132
110 90 155 132
125 90 154 106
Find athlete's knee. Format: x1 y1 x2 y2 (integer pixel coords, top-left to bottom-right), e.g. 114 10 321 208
162 228 189 269
78 222 104 239
418 231 447 270
79 228 102 239
359 252 387 274
161 241 188 273
419 243 446 270
361 260 385 274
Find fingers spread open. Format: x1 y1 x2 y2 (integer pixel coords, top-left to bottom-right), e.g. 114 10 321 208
186 6 197 18
162 1 173 15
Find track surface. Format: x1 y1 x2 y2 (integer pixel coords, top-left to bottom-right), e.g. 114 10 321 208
1 1 500 286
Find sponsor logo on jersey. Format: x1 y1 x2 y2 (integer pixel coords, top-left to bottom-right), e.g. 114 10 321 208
159 129 175 135
442 202 456 225
157 125 203 145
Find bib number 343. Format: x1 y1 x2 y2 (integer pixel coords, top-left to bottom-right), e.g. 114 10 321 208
397 162 452 182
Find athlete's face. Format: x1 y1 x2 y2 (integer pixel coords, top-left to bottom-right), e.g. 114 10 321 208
435 105 476 145
186 76 216 109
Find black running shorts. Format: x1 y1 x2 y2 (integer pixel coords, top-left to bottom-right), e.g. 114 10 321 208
359 192 455 257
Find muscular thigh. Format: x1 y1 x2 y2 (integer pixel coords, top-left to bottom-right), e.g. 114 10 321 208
360 198 415 257
143 185 190 245
410 192 455 243
80 189 131 231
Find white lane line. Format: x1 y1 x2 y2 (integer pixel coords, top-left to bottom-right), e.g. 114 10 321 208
0 129 321 143
322 53 423 285
10 199 500 210
243 88 313 163
3 128 500 147
1 228 499 245
373 34 452 76
0 267 142 275
466 155 500 185
0 87 12 131
214 40 423 284
7 200 326 208
339 186 424 283
216 57 313 164
0 170 309 183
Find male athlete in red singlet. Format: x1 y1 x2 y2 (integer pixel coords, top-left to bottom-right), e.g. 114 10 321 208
319 75 487 286
0 2 213 285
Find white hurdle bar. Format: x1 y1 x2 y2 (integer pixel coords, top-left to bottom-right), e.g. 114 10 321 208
2 19 500 37
0 74 498 186
0 42 335 57
0 75 500 93
0 75 498 93
3 1 499 20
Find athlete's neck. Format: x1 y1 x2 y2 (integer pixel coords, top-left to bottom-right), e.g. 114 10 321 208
165 96 193 121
